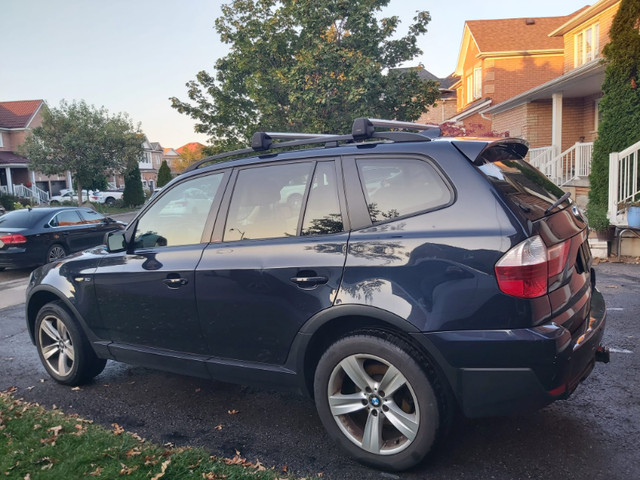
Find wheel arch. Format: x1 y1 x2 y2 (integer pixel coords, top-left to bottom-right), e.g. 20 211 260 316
291 305 449 399
27 287 89 345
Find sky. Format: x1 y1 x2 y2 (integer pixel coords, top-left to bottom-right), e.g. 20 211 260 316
3 0 591 149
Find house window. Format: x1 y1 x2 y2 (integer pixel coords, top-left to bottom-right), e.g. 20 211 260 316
575 23 599 67
595 98 601 130
473 67 482 99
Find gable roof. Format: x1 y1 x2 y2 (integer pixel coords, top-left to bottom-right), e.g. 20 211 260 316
549 0 618 37
0 100 44 129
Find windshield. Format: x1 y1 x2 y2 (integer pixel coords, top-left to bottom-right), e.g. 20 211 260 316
475 145 569 221
0 209 47 228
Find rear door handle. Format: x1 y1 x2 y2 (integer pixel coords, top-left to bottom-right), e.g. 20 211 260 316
290 275 328 289
163 276 188 289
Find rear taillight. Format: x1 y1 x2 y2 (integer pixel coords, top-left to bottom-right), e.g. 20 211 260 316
0 234 28 245
495 236 571 299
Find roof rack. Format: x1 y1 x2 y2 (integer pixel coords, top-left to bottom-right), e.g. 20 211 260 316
184 117 442 172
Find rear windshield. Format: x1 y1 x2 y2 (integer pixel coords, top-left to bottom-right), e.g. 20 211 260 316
475 144 568 221
0 209 47 228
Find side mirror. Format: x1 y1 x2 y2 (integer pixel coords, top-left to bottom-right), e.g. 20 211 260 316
106 231 127 253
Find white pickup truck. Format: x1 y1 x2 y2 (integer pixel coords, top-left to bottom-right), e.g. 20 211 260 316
89 190 124 206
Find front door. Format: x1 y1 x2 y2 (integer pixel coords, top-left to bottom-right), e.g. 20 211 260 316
93 172 226 355
196 160 349 364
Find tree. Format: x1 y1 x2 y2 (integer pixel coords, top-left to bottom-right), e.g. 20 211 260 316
157 160 172 187
123 162 145 207
20 100 143 205
170 0 439 151
174 143 206 172
587 0 640 228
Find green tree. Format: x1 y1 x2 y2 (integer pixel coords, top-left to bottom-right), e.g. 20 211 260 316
123 162 145 207
156 160 172 188
19 100 143 205
587 0 640 228
170 0 439 151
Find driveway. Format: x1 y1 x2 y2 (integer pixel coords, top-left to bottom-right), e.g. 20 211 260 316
1 262 639 479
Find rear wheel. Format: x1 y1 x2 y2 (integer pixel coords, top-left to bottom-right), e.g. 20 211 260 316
46 244 67 263
105 197 115 206
35 301 106 385
314 333 446 471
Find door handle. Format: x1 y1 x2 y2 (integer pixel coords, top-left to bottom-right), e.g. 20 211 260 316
163 276 188 289
290 275 328 289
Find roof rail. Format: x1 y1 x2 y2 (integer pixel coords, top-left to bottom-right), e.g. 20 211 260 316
352 117 441 140
184 118 442 172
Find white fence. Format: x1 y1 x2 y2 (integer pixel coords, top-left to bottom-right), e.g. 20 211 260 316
529 143 593 186
608 140 640 225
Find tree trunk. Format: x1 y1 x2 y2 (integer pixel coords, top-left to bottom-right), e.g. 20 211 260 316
76 180 83 206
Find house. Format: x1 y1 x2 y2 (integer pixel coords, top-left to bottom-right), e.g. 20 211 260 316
416 71 459 125
0 100 68 202
162 147 181 176
448 10 588 134
485 0 621 208
139 138 164 192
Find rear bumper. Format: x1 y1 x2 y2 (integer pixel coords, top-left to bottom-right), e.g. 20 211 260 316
0 248 40 269
415 288 607 418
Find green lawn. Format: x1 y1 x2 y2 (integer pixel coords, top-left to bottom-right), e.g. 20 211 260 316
0 391 305 479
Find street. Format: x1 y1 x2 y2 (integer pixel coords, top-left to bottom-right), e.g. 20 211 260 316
0 262 639 479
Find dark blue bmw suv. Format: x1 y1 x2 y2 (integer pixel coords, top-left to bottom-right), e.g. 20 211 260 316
25 118 608 470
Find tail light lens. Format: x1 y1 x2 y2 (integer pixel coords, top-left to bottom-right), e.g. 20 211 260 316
0 234 28 245
495 236 571 298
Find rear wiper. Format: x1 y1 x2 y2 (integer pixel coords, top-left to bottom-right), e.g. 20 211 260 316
545 192 571 215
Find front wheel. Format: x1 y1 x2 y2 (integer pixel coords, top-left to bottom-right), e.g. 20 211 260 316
35 301 106 385
314 333 446 471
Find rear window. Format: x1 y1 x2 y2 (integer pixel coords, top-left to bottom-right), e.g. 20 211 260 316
475 145 568 220
0 209 46 228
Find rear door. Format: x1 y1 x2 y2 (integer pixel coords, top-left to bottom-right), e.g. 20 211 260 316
195 159 349 365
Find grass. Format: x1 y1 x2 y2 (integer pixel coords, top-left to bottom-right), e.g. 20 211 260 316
0 390 304 480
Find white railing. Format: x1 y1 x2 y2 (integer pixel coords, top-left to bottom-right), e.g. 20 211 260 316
11 184 50 204
0 185 7 195
530 142 593 186
608 139 640 225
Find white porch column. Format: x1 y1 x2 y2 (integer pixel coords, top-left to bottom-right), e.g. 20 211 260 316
552 92 563 154
66 171 73 189
5 167 13 194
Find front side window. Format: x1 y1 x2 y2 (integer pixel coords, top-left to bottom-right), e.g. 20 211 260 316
134 173 223 248
224 163 313 241
356 158 452 224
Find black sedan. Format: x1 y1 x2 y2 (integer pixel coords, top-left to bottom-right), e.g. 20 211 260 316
0 207 124 271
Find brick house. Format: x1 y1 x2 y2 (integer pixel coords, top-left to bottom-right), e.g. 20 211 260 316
485 0 620 207
447 9 588 134
162 148 181 176
0 100 69 201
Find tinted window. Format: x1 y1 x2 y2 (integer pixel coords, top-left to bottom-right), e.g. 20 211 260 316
50 210 84 227
356 158 452 224
476 145 567 220
224 163 313 241
301 162 343 236
134 173 223 248
0 209 47 228
78 209 105 224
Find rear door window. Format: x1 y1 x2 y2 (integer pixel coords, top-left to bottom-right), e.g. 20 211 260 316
356 158 452 224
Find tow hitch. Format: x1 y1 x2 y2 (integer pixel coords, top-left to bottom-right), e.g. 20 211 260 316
595 345 610 363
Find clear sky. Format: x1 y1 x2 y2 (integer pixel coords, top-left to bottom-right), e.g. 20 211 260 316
3 0 591 149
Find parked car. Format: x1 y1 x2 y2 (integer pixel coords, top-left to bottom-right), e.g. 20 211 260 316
90 189 124 206
0 207 124 270
25 118 608 471
48 190 90 205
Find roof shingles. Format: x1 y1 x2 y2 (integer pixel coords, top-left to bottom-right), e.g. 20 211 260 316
0 100 44 129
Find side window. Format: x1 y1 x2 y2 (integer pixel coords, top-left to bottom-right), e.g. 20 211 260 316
50 210 83 227
356 158 451 224
224 163 313 241
301 162 343 236
133 173 223 249
78 209 105 224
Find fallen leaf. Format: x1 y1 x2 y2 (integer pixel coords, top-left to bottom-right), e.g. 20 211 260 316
282 464 288 472
150 459 171 480
7 386 17 393
254 459 266 471
27 386 35 391
227 409 239 415
72 386 81 391
195 388 201 393
119 463 138 475
48 425 63 436
112 424 124 435
89 466 103 476
214 424 223 431
125 448 142 458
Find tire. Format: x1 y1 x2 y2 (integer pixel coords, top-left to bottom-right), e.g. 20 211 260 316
49 200 59 205
105 197 115 206
35 301 106 385
314 333 446 471
46 244 67 263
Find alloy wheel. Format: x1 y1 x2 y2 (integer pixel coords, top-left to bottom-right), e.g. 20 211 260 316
38 315 76 377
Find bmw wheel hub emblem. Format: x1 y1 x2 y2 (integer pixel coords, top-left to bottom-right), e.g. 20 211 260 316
370 396 381 407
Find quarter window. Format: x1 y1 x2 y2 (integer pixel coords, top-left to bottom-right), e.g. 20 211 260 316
356 158 452 224
224 163 313 241
78 209 106 224
134 173 223 248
